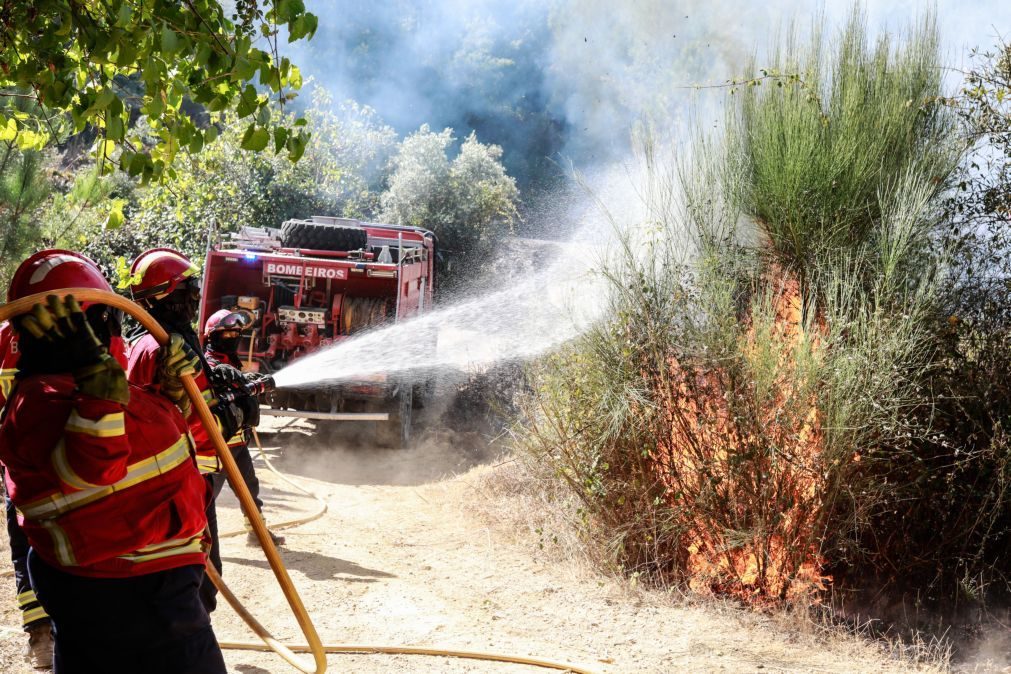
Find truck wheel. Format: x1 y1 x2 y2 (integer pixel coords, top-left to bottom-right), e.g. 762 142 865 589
281 221 368 252
380 387 413 449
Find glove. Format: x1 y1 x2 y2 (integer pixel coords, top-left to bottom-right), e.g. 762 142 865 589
211 363 244 389
235 392 260 430
158 334 201 417
19 295 129 404
213 400 242 440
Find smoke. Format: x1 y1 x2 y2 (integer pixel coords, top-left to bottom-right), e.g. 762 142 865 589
286 1 1007 189
286 0 801 194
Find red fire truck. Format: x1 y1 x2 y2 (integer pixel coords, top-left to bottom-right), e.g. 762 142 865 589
199 216 436 447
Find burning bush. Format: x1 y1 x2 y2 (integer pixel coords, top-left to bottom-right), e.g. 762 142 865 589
519 9 1011 626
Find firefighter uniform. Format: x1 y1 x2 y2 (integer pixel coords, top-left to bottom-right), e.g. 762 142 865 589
0 248 225 674
128 335 221 474
125 247 240 614
0 322 53 657
2 375 224 673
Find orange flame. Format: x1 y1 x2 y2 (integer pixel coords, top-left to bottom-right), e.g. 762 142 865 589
653 271 831 603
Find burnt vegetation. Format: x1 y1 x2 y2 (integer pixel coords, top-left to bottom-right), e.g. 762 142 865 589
516 9 1011 654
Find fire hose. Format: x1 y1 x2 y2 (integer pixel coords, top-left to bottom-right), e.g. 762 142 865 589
0 289 600 674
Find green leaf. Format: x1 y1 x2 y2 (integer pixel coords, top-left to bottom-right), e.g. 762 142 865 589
128 152 147 176
236 85 258 118
106 115 125 141
287 65 303 90
104 202 125 230
0 117 17 142
94 88 116 111
277 0 306 22
233 56 257 81
161 25 181 55
273 126 288 153
288 14 318 42
115 3 133 28
189 132 203 154
240 125 270 152
286 133 307 162
255 104 271 126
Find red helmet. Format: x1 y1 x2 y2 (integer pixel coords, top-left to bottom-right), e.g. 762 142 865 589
129 248 200 303
7 249 112 303
204 309 251 337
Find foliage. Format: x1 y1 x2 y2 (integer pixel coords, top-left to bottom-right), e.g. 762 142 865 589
951 39 1011 236
69 92 397 271
517 9 1011 622
381 125 519 287
29 92 517 293
0 145 50 285
738 12 958 276
0 0 316 180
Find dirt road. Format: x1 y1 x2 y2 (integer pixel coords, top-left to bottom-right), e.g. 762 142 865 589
1 421 940 673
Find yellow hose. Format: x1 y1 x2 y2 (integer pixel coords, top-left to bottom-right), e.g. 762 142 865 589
0 288 601 674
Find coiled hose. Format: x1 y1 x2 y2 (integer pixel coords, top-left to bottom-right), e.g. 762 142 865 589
0 289 600 674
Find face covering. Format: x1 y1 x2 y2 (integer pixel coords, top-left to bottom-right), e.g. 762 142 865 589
210 335 240 355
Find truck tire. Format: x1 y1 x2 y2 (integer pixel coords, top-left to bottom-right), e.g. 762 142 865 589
281 221 368 252
378 386 412 449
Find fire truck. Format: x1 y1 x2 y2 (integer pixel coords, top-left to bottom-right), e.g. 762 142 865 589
199 216 436 447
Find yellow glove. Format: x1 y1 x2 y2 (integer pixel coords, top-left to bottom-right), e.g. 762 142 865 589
19 295 129 405
158 333 201 417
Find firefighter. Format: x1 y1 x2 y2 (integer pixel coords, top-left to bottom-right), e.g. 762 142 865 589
124 247 254 613
1 314 132 671
0 250 225 674
1 320 54 670
203 309 285 547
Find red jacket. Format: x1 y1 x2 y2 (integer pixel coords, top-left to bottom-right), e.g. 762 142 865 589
128 333 220 473
0 375 208 578
0 323 16 410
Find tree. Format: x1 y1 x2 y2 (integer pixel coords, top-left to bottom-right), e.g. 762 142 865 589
0 0 317 181
945 39 1011 325
0 146 50 285
381 125 519 287
70 91 397 272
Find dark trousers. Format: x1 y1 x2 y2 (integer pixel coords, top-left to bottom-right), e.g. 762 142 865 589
5 479 49 631
28 551 226 674
198 441 263 613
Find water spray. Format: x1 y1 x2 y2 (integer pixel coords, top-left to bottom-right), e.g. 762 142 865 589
271 236 610 390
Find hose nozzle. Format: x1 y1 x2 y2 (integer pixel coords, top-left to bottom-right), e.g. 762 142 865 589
245 374 276 397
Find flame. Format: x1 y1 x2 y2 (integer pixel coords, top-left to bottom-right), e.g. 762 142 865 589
653 270 832 603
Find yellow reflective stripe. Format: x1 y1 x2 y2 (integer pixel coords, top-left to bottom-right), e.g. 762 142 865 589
65 410 125 438
21 606 49 626
196 455 219 474
0 368 15 399
23 435 191 520
17 590 38 607
51 440 99 490
118 535 203 563
202 388 214 402
41 520 77 566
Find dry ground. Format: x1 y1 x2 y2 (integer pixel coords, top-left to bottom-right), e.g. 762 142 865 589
0 419 960 673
